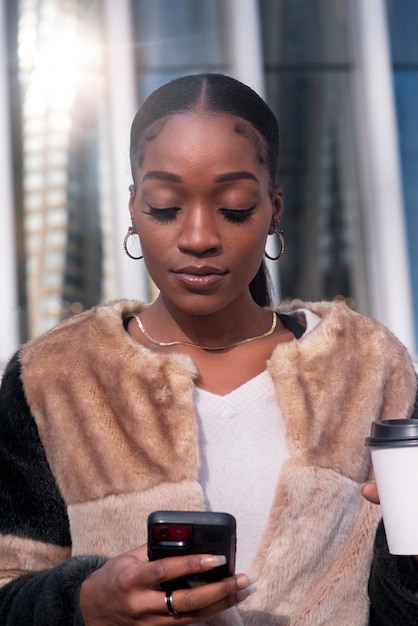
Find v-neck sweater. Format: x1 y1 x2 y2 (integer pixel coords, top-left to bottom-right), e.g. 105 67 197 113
194 309 320 573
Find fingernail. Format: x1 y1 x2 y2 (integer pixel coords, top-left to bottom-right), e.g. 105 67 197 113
236 573 258 589
200 555 227 568
237 583 257 602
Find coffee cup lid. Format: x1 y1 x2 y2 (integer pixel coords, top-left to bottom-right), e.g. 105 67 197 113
365 419 418 447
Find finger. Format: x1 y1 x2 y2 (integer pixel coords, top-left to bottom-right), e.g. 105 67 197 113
114 575 256 625
159 573 257 617
139 554 228 588
189 583 257 622
123 572 257 624
361 481 380 505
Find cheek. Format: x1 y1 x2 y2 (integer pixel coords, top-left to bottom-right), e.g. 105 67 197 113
141 239 164 266
137 226 179 287
137 221 171 253
227 235 267 284
137 232 163 270
230 227 267 259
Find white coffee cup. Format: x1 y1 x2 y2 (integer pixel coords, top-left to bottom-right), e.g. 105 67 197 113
366 419 418 555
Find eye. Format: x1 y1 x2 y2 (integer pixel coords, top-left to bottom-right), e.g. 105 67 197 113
143 206 180 222
220 207 256 223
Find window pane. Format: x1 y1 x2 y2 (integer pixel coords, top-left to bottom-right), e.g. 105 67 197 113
9 0 115 339
386 0 418 352
266 70 364 305
386 0 418 64
132 0 225 69
260 0 366 309
260 0 351 66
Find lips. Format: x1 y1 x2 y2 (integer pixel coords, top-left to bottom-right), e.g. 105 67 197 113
174 266 226 276
172 266 227 290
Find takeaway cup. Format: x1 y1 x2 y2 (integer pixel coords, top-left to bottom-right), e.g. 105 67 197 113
365 419 418 555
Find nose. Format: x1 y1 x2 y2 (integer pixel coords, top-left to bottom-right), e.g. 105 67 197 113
177 206 221 256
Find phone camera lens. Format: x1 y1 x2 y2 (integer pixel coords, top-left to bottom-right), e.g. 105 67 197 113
153 524 192 543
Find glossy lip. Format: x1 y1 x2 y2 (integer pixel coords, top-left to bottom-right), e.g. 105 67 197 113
172 265 228 290
173 265 227 276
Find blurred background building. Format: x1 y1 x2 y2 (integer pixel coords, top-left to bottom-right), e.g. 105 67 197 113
1 0 417 372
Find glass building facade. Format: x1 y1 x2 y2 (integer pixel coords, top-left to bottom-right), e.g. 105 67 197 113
386 0 418 356
0 0 417 369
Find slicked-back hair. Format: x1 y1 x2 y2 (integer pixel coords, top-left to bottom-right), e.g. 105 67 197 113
129 73 280 307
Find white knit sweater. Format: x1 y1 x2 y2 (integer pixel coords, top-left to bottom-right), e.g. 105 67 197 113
195 309 320 573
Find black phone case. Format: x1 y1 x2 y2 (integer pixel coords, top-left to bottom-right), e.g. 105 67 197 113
147 510 236 590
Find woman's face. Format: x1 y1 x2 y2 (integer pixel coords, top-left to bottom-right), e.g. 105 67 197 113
129 112 282 316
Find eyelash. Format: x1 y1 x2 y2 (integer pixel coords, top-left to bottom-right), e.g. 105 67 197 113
144 207 179 222
144 206 256 224
221 207 256 223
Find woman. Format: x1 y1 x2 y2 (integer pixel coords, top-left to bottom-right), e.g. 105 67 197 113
0 73 417 625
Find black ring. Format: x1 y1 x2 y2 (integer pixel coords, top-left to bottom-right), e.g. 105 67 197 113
165 590 179 616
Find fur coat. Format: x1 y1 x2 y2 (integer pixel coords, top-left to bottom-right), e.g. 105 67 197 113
0 299 417 625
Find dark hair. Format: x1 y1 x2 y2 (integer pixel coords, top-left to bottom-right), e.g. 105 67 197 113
129 73 280 307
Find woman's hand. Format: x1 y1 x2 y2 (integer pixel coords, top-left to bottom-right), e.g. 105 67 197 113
79 544 256 625
360 480 380 505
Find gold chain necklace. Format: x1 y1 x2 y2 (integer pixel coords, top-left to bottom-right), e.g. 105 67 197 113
134 312 277 351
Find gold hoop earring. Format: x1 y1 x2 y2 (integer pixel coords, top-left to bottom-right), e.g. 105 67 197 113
264 224 285 261
123 226 143 260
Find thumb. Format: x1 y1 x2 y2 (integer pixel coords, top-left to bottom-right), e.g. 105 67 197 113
360 480 380 505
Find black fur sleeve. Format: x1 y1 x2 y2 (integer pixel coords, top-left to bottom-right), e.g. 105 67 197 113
0 353 107 623
369 521 418 625
0 555 107 625
0 352 71 544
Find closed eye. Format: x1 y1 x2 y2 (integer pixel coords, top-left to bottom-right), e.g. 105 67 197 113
143 206 180 222
220 207 256 223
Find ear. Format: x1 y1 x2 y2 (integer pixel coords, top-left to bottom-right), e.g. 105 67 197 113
268 186 283 234
128 184 136 221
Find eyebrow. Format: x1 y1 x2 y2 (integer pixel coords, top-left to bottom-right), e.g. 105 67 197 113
141 171 182 184
141 170 259 185
214 171 259 184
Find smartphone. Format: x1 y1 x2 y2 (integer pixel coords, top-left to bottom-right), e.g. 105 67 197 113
147 510 236 590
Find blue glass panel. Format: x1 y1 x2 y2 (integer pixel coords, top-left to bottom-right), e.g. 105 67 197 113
386 0 418 64
260 0 351 66
132 0 225 68
387 0 418 352
265 70 363 305
393 71 418 350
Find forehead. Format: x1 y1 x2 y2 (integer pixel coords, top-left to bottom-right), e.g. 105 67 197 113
140 112 268 173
